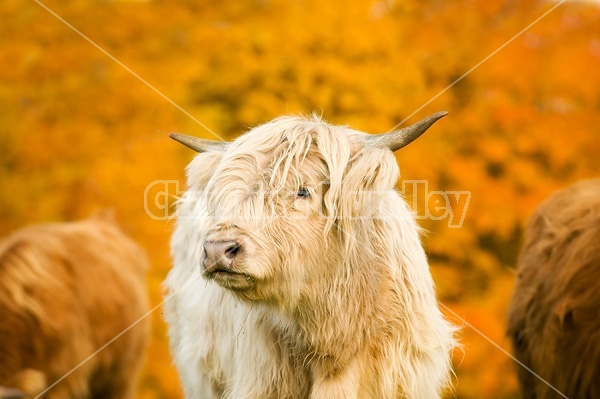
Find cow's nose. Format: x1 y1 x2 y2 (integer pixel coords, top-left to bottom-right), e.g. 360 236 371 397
202 240 241 270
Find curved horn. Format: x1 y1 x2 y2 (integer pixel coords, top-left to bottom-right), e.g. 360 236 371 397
363 111 448 151
169 133 229 153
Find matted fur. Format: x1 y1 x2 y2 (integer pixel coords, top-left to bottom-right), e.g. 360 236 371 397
165 115 457 398
0 211 150 399
507 179 600 399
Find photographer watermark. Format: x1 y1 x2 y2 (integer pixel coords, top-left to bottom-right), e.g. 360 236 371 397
402 180 471 228
144 180 182 221
144 179 471 228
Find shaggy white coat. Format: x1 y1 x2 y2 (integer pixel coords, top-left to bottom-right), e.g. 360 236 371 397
165 115 457 398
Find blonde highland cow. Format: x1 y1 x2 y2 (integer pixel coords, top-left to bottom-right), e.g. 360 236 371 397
164 112 458 398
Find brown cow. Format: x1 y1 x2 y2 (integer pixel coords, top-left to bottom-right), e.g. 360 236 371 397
507 179 600 399
0 211 149 399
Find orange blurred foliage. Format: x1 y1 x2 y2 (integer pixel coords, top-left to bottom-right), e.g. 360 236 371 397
1 0 599 397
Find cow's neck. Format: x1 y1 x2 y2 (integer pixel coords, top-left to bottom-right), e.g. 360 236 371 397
283 256 383 376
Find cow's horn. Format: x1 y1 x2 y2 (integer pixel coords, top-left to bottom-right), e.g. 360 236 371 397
364 111 448 151
169 133 229 153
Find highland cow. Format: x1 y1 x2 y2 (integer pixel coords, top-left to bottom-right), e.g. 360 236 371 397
164 113 458 398
0 211 149 399
507 179 600 399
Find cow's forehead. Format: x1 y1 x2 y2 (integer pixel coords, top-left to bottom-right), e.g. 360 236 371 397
207 118 351 190
242 116 355 146
228 118 347 160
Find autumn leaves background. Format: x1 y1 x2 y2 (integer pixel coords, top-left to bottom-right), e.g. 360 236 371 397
2 0 599 397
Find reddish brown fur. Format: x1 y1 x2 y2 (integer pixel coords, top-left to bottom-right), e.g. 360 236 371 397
507 179 600 399
0 211 149 399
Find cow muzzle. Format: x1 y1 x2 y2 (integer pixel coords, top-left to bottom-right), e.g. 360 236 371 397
203 240 241 272
202 238 256 292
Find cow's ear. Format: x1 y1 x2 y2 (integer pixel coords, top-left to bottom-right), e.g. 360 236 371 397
332 149 398 223
329 149 399 251
345 148 399 192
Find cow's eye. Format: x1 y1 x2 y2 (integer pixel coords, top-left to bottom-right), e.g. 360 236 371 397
296 188 311 198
